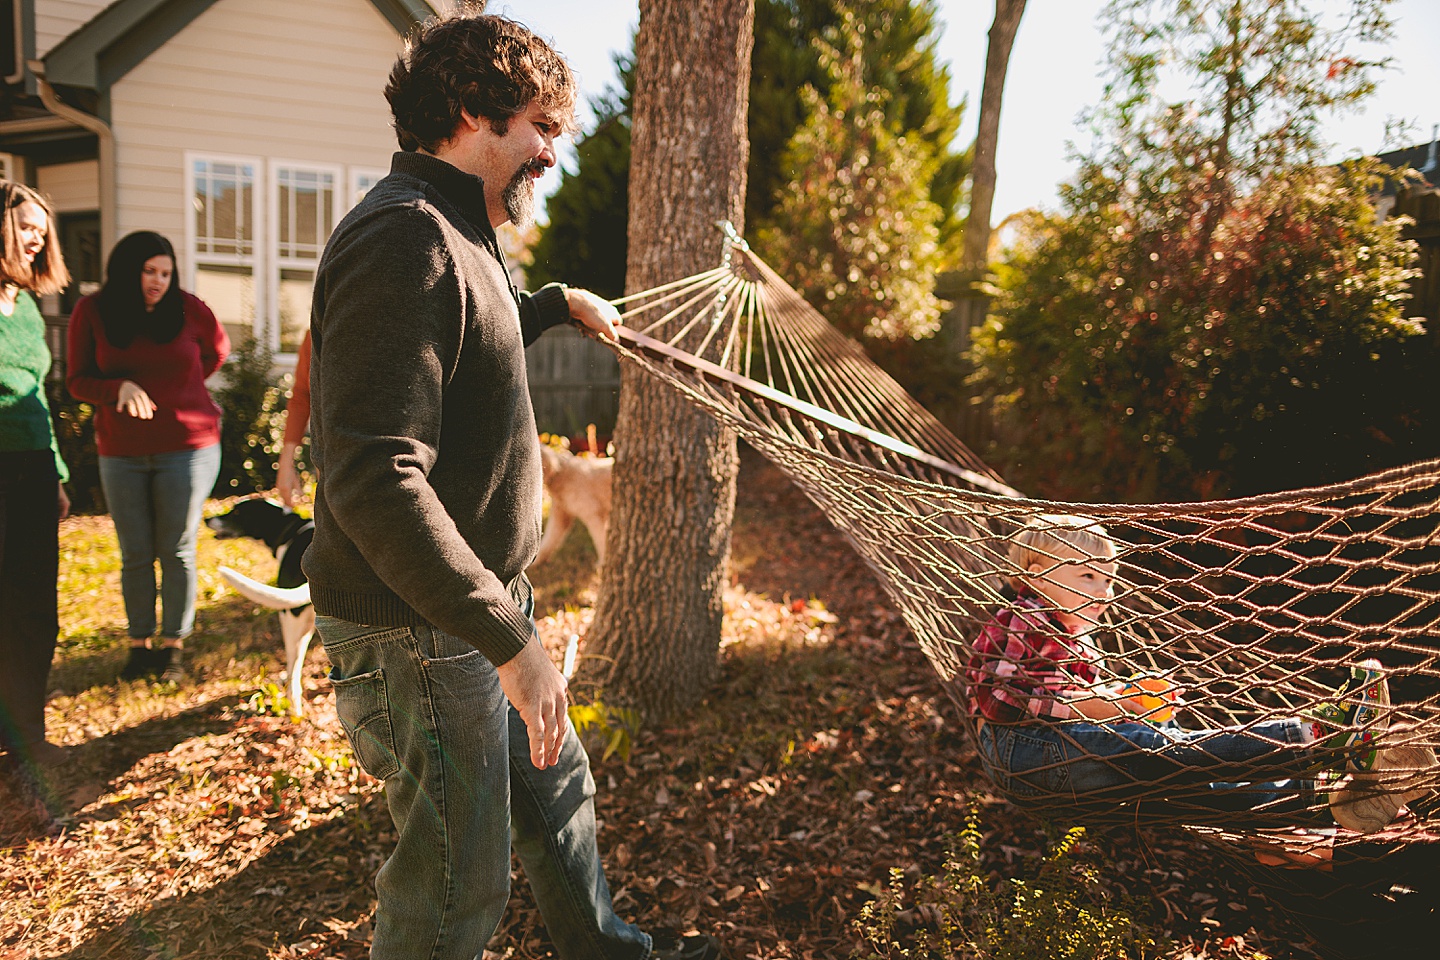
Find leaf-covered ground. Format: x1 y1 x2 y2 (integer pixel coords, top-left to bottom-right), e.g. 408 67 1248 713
0 451 1414 959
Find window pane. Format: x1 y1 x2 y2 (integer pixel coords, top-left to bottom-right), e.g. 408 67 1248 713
195 263 256 342
277 168 334 261
193 160 255 258
278 267 314 354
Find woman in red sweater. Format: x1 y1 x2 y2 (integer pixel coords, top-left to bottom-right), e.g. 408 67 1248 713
67 232 229 682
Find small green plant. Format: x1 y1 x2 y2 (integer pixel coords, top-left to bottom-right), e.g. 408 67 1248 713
568 699 640 763
854 805 1156 960
243 680 294 718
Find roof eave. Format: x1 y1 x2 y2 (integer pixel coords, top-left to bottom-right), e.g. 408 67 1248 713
41 0 438 92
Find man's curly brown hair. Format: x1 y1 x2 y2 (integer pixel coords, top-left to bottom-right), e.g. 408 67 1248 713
385 4 578 153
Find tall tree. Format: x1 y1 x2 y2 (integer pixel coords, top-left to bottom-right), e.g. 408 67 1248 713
754 10 945 342
579 0 754 720
972 0 1424 500
748 0 968 251
957 0 1026 278
531 0 967 299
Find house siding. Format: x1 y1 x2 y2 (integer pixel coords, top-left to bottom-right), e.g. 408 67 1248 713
108 0 403 267
37 159 100 212
34 0 113 59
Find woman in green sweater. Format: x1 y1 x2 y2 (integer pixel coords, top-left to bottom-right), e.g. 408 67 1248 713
0 180 71 778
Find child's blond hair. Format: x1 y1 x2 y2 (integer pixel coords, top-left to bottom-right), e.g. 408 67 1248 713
1008 514 1116 592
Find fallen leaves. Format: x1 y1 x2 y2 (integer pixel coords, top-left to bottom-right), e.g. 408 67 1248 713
1 458 1330 960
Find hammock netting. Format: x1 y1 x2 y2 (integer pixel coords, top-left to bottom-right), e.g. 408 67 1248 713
606 227 1440 934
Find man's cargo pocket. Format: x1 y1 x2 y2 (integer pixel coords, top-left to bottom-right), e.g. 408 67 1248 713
331 667 399 781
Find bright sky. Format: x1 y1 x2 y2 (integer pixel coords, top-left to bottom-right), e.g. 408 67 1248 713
495 0 1440 224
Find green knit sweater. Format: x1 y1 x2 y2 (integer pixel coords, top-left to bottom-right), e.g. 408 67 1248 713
0 291 68 482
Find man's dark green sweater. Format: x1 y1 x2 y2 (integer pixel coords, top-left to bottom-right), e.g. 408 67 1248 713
304 151 570 666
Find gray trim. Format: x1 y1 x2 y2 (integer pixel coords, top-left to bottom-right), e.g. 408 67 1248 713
42 0 435 93
42 0 201 89
20 0 36 94
369 0 437 35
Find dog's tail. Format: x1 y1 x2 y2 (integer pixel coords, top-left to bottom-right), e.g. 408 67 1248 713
219 566 311 610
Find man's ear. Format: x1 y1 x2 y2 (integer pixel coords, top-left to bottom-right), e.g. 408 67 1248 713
457 109 483 133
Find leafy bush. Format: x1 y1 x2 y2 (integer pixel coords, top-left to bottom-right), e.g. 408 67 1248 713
854 806 1156 960
48 381 103 513
212 334 289 496
969 0 1431 501
975 161 1425 500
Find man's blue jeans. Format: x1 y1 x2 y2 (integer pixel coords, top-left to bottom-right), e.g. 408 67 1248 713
316 584 649 960
98 443 221 640
977 716 1321 817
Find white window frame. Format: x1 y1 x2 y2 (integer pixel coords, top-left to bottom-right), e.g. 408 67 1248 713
185 151 265 343
267 159 342 356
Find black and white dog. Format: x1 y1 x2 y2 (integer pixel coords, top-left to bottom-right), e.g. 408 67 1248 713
206 498 315 715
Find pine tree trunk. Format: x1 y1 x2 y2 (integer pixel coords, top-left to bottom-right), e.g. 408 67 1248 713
580 0 754 721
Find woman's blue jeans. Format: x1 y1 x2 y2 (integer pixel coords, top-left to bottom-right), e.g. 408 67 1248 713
98 443 220 640
977 716 1320 817
315 581 648 960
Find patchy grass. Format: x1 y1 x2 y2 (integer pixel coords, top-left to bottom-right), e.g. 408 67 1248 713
1 460 1372 959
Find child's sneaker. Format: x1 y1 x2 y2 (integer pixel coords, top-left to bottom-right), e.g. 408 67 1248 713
1328 738 1436 834
1307 659 1390 773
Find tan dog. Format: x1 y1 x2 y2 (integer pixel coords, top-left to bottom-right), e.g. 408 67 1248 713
534 443 613 567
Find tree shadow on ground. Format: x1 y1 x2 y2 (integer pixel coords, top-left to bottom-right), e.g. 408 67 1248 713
45 795 390 960
1 697 248 843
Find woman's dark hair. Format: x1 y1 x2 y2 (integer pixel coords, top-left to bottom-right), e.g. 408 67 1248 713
98 231 183 348
0 180 70 295
385 6 578 153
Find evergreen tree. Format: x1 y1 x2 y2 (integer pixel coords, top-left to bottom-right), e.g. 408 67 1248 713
531 0 968 298
748 0 968 251
754 11 945 342
528 53 634 299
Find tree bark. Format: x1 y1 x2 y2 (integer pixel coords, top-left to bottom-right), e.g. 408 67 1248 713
958 0 1026 278
579 0 754 721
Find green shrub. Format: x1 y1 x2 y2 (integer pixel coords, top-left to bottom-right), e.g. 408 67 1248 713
213 335 289 496
48 381 103 514
854 805 1156 960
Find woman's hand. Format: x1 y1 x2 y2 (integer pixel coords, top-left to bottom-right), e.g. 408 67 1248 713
117 380 156 419
276 444 303 508
57 481 70 522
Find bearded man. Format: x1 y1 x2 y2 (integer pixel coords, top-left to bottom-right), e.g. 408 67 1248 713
304 9 720 960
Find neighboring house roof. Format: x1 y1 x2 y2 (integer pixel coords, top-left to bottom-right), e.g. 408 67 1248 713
42 0 436 92
1373 133 1439 196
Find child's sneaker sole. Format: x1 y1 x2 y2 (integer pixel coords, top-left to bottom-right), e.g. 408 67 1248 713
1307 659 1390 773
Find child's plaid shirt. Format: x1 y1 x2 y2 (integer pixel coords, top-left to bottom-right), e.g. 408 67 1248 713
967 589 1100 723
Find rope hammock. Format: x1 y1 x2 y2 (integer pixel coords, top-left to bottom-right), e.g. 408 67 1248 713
604 225 1440 887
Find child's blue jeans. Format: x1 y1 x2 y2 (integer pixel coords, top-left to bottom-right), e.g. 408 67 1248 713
977 716 1321 815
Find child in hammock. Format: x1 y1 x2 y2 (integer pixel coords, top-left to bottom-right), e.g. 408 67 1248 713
965 513 1407 833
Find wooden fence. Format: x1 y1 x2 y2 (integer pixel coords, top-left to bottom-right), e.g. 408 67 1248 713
524 323 622 437
1395 184 1440 342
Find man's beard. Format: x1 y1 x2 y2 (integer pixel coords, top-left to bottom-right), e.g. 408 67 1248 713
502 161 541 226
